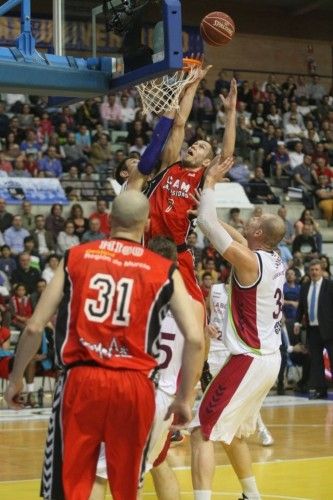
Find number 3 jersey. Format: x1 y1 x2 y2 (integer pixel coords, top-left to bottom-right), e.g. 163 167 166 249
224 250 285 356
55 238 176 374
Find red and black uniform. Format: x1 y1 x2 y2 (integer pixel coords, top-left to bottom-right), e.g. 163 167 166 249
42 238 176 500
144 162 205 305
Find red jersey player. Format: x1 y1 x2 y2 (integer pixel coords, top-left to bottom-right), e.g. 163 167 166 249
5 191 204 500
130 65 237 316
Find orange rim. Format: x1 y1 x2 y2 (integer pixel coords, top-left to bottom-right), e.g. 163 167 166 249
182 57 202 71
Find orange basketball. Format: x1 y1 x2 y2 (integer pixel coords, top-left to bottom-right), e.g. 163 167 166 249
200 11 235 46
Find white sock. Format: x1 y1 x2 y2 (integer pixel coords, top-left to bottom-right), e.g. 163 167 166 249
240 477 260 499
26 383 34 393
194 490 212 500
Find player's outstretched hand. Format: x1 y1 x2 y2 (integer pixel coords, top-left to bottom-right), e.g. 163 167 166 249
165 398 192 431
4 379 25 410
220 78 237 112
205 155 234 185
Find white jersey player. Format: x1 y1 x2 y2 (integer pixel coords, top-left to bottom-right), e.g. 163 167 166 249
206 282 274 446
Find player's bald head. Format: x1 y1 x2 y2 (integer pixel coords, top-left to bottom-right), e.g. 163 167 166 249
259 214 285 249
111 190 149 230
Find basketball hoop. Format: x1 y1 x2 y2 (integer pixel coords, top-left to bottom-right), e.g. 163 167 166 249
136 58 202 116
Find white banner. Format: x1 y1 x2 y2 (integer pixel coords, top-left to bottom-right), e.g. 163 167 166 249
214 182 253 209
0 178 68 205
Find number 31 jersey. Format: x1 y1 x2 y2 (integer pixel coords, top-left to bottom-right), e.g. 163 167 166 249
225 250 285 356
56 238 175 375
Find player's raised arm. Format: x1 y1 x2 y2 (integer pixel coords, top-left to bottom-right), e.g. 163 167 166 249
159 63 212 171
197 156 259 287
220 78 237 160
5 261 65 409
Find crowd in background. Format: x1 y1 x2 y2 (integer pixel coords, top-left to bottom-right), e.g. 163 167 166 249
0 70 332 401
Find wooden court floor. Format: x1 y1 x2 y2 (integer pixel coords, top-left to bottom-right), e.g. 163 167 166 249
0 399 332 500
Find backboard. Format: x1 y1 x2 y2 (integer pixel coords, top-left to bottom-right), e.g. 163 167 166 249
0 0 183 98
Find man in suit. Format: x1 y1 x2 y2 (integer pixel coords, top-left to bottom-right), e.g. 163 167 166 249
294 259 333 399
31 215 56 265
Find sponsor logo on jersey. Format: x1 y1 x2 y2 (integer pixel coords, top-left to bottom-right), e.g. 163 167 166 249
162 175 192 198
99 240 144 257
80 336 132 359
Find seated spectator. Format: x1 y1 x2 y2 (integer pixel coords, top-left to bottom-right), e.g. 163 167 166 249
303 120 320 142
10 155 31 178
192 88 214 125
45 204 65 241
0 244 16 277
57 122 69 146
38 146 63 177
4 215 30 255
42 254 60 284
129 136 147 157
312 142 330 166
235 116 252 161
283 268 301 334
11 252 41 293
236 101 251 128
100 93 122 130
63 132 88 170
266 104 282 128
0 198 13 233
20 129 42 157
290 251 306 282
307 75 326 104
293 154 317 198
127 120 149 146
23 236 41 271
284 114 304 147
289 141 304 169
214 69 229 96
60 165 81 200
271 142 291 179
198 257 219 284
228 157 251 185
90 133 113 179
313 157 333 181
246 166 280 204
81 218 105 243
30 278 47 309
292 222 318 261
31 214 56 262
0 151 13 174
24 152 39 177
57 220 80 256
10 283 33 332
76 99 100 128
4 132 21 161
228 207 244 233
69 203 89 241
294 208 322 252
277 205 294 246
40 111 54 138
315 174 333 223
89 198 110 236
20 201 35 232
75 124 91 154
18 103 34 130
80 163 99 200
261 123 278 175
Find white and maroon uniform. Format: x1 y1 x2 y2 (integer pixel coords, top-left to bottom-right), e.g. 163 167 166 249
191 250 285 444
207 283 230 377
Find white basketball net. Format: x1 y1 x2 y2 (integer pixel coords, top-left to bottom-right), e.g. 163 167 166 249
136 61 201 116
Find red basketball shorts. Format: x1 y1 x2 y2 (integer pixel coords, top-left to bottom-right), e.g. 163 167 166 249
178 249 205 307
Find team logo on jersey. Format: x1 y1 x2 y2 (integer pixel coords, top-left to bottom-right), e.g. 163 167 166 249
162 175 192 198
274 320 282 335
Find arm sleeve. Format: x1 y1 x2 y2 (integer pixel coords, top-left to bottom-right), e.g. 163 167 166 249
138 116 174 175
197 188 233 256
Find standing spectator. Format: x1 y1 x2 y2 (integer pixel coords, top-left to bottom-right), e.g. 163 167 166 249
246 166 280 204
315 175 333 224
10 283 33 332
45 204 65 241
289 141 304 169
69 204 89 241
4 215 30 255
56 220 79 256
283 268 301 330
89 198 111 236
38 146 63 177
42 254 60 284
307 75 326 104
11 252 41 293
31 214 56 262
20 201 35 232
295 259 333 399
0 198 13 233
81 218 105 243
100 93 122 130
119 95 135 129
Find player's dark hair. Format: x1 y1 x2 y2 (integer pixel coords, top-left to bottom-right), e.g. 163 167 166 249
148 236 177 263
115 158 129 185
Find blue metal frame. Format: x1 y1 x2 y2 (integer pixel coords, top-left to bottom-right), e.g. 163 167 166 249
0 0 183 98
